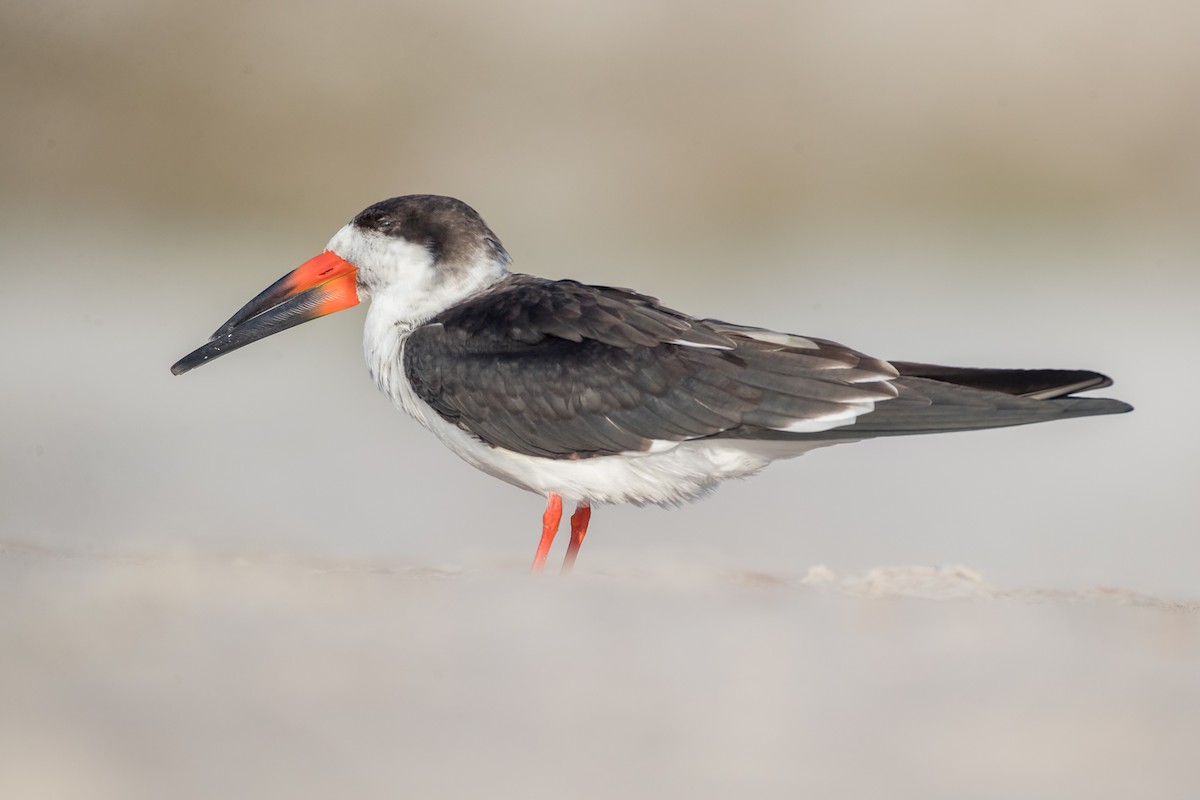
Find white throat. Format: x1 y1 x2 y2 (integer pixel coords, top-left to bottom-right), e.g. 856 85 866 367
325 223 509 404
326 224 507 327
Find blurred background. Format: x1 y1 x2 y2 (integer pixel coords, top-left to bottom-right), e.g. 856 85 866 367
2 1 1198 798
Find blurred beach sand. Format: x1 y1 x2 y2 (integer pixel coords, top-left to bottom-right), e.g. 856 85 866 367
2 540 1197 800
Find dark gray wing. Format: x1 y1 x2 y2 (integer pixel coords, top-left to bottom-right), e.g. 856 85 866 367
875 362 1131 432
771 369 1132 441
403 275 899 459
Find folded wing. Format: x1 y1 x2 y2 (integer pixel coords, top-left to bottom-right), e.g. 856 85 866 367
403 276 899 459
403 276 1131 457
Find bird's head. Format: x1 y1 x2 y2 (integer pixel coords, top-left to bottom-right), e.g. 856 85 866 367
171 195 509 375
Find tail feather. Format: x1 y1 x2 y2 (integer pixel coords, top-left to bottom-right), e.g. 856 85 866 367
721 364 1132 443
805 373 1132 439
890 362 1113 399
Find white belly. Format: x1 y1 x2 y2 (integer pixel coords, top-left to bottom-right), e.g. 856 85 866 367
402 396 831 506
384 354 828 506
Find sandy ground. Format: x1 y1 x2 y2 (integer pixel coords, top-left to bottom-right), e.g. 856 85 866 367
2 540 1197 800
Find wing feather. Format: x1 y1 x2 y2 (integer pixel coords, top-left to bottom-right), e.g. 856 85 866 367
403 275 892 458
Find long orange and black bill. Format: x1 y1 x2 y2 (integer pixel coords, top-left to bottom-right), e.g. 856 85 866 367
170 251 359 375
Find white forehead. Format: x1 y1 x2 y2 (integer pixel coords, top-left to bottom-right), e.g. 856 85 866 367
324 220 510 318
325 223 434 276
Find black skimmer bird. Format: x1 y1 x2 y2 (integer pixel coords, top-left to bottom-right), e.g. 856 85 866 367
172 195 1132 573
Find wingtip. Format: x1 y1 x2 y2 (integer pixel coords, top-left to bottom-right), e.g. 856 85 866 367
1065 396 1134 417
170 352 203 376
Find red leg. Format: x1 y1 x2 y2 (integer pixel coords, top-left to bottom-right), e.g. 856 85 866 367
531 494 563 574
561 503 592 573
